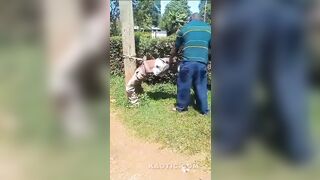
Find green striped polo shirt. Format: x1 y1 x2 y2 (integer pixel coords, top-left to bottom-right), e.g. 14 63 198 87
175 20 211 64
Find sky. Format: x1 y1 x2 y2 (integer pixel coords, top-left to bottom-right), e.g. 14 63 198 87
161 0 200 15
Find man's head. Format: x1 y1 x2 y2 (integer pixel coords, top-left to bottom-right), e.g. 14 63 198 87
189 13 202 22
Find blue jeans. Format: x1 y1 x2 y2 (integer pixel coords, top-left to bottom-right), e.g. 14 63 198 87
214 1 311 161
176 61 209 114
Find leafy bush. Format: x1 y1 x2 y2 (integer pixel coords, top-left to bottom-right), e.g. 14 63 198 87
134 31 151 42
110 36 124 76
110 35 211 84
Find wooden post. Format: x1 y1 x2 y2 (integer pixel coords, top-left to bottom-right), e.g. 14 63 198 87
119 0 136 86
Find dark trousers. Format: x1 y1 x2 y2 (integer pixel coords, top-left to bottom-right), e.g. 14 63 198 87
214 1 311 161
177 61 209 114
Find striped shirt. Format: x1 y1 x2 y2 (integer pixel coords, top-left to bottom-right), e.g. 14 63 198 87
175 20 211 64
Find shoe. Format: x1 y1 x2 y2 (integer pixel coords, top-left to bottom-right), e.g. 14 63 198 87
172 107 187 113
201 111 210 116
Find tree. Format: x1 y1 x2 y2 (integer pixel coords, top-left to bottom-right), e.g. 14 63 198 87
110 0 120 21
159 0 191 35
110 0 120 36
134 0 153 31
110 0 139 36
111 0 161 35
134 0 161 30
199 0 211 24
152 0 161 27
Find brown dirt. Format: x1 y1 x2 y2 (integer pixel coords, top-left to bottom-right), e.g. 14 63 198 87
110 109 211 180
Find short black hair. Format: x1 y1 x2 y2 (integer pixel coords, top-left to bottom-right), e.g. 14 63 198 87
189 13 203 21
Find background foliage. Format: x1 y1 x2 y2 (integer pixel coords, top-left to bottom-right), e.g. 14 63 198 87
134 0 161 30
110 0 161 36
159 0 191 35
110 0 121 36
199 0 212 24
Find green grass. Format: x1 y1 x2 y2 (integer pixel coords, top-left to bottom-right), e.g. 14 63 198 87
0 43 53 140
110 76 211 167
0 42 107 180
310 89 320 139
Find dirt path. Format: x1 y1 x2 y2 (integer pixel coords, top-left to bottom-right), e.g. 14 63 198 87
110 109 211 180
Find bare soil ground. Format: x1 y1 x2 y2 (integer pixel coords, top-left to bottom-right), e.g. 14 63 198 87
110 109 211 180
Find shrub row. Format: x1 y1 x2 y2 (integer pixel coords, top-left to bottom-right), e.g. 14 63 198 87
110 35 211 84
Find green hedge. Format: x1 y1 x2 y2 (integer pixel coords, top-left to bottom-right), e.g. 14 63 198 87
110 36 124 76
110 35 211 84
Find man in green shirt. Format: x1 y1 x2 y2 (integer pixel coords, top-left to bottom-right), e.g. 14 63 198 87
170 13 211 115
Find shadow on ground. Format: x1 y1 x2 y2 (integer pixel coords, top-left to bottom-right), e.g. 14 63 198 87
146 91 176 100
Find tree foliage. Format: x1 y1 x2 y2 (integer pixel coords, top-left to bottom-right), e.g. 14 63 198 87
110 0 140 36
159 0 191 35
152 0 161 27
199 0 211 24
134 0 153 30
110 0 120 36
134 0 161 30
110 0 120 21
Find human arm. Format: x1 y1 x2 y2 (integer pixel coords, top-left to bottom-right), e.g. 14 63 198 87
169 29 183 65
